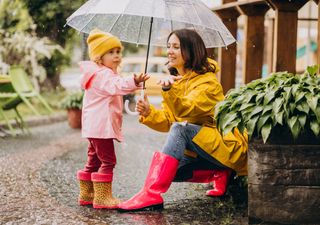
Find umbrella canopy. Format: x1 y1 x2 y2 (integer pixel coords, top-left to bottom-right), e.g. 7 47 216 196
66 0 236 115
66 0 236 48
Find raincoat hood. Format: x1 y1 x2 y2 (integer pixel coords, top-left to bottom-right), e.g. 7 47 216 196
208 57 220 73
79 61 106 90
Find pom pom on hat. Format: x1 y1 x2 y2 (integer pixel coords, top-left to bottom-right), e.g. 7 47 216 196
87 28 122 61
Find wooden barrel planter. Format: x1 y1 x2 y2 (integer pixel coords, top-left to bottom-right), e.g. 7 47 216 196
248 137 320 224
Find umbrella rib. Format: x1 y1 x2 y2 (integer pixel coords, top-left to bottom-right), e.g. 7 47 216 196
190 1 202 27
164 1 173 32
109 14 122 33
79 14 96 33
137 16 144 44
218 31 227 48
171 20 173 33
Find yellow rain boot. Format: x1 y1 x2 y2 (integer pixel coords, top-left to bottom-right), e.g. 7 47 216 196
77 170 94 205
92 173 121 209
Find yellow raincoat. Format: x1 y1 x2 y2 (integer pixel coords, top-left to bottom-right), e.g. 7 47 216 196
139 61 248 176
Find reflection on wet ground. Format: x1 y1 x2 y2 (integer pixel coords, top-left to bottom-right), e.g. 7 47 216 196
1 116 247 224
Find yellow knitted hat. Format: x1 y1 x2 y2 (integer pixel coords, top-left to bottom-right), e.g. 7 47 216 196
87 28 122 61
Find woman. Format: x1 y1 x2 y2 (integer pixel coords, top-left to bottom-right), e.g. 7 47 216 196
118 29 248 212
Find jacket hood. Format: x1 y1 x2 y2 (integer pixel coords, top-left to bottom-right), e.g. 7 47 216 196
79 61 105 89
208 58 220 73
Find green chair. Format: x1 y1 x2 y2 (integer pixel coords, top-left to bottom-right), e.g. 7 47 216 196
9 66 53 116
0 83 30 135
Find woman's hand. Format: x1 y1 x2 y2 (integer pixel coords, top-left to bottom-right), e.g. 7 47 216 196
134 73 150 86
135 94 151 117
157 75 182 89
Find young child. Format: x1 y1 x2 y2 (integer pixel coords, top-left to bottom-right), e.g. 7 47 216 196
76 29 149 209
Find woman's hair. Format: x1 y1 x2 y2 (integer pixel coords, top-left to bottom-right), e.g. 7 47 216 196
167 29 216 75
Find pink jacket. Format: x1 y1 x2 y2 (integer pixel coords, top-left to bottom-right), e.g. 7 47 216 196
79 61 140 141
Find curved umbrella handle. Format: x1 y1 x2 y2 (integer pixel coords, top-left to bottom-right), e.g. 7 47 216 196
124 89 144 116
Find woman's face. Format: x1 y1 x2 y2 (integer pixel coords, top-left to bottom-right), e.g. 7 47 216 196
167 34 185 71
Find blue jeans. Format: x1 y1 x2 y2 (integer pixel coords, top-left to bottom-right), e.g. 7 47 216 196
161 122 226 181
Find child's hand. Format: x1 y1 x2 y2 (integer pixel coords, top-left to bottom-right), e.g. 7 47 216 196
135 94 150 117
157 75 182 89
134 73 150 86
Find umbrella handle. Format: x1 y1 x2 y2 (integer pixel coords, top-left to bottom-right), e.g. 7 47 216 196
124 89 144 116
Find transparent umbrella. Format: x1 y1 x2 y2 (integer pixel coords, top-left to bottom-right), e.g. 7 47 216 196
66 0 236 114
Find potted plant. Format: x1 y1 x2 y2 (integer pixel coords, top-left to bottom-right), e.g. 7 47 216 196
60 91 83 129
215 65 320 224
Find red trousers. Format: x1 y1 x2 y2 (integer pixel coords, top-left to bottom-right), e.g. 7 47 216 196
83 138 117 175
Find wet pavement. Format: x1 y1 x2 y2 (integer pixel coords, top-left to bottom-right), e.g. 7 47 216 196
0 114 248 225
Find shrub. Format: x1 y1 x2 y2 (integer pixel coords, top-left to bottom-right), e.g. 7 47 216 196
215 65 320 143
60 91 83 110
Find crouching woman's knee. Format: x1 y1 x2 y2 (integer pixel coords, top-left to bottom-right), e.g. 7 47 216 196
169 122 188 137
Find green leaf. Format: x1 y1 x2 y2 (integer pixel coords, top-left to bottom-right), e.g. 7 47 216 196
223 118 241 135
246 115 259 138
230 95 245 109
239 103 255 111
261 123 272 143
244 91 257 103
310 119 320 136
261 105 273 115
291 84 299 96
295 91 305 103
255 93 265 104
263 90 276 105
298 114 307 128
288 116 298 130
241 105 255 117
273 98 284 113
306 65 319 76
288 116 301 139
316 106 320 122
296 101 309 114
257 114 270 133
283 87 292 104
238 121 246 134
220 112 238 131
248 106 264 118
306 95 318 113
274 111 284 125
215 110 228 129
289 103 296 113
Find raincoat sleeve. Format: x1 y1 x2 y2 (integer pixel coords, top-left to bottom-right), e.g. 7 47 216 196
139 103 175 132
162 78 223 119
93 72 141 96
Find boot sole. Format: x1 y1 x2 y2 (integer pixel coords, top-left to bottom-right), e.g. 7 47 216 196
93 204 119 209
79 200 93 205
117 203 164 212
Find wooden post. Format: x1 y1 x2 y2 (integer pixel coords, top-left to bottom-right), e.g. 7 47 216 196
215 8 239 94
238 4 270 83
266 18 274 74
266 0 309 73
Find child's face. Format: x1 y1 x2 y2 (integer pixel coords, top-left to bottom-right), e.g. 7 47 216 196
100 47 122 72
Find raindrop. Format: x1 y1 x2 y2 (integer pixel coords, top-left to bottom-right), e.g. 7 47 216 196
253 45 255 48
